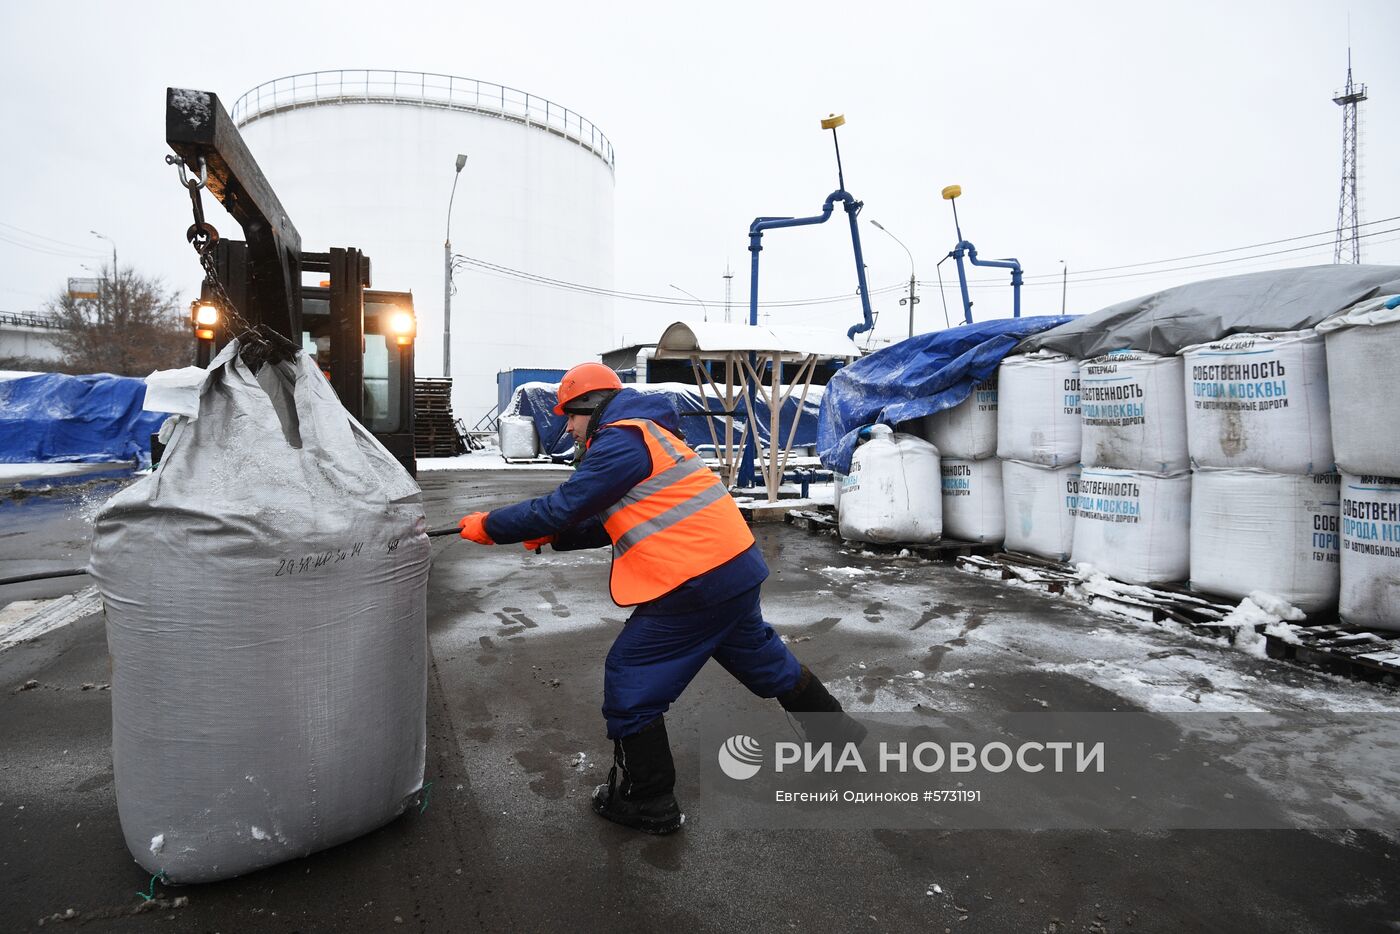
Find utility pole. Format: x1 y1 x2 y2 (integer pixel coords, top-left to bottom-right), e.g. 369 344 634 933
870 219 918 337
1060 260 1067 315
444 153 467 378
723 262 734 324
1333 49 1367 264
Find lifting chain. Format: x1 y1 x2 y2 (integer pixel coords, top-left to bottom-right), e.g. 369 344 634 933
165 154 253 336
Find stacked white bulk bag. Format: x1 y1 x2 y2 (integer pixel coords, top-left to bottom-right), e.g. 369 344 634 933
1317 297 1400 476
90 343 429 883
940 458 1004 543
1071 468 1191 584
1338 475 1400 630
1181 330 1333 474
1189 471 1340 612
1317 300 1400 628
997 353 1081 560
498 414 539 459
997 353 1081 467
1079 351 1188 473
925 375 998 460
838 424 942 544
1071 350 1191 582
1180 329 1339 609
1002 460 1080 561
926 374 1003 542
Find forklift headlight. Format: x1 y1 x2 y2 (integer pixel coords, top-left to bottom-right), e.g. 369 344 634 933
194 303 220 327
389 309 416 346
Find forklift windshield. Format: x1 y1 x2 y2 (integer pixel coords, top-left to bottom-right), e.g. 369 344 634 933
300 288 413 435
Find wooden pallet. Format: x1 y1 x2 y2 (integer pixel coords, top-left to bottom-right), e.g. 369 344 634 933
1262 623 1400 683
783 506 998 561
956 552 1244 634
414 378 466 457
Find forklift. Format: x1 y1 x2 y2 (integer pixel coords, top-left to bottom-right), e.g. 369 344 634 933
165 87 419 474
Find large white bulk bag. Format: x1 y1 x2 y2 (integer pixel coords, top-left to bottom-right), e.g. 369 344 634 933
1339 473 1400 631
997 353 1081 467
1190 469 1340 613
1079 350 1188 473
1181 330 1333 474
498 414 539 459
1071 468 1190 584
89 343 430 883
1317 297 1400 476
838 425 942 544
1001 458 1080 561
925 375 998 460
940 457 1005 543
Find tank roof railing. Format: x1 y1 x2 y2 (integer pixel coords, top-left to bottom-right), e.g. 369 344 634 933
232 70 615 172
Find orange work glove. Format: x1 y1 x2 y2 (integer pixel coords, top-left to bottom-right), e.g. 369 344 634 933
458 512 494 544
522 535 554 552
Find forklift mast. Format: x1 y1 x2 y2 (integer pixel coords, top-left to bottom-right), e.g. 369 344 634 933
165 88 416 473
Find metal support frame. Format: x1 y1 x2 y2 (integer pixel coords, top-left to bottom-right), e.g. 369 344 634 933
166 88 304 339
681 349 820 502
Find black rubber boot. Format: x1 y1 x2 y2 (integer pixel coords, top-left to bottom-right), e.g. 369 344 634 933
591 716 685 835
778 665 868 748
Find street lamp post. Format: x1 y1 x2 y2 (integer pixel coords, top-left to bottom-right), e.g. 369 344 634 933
444 153 468 379
1059 260 1067 315
669 284 709 322
870 220 919 338
91 230 119 313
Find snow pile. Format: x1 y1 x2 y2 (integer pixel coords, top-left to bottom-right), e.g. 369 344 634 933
1216 592 1306 658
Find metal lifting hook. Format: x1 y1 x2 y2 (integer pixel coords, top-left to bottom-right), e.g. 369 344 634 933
164 153 208 191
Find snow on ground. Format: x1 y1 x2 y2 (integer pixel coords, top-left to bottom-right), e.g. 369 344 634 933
417 452 573 472
0 462 132 484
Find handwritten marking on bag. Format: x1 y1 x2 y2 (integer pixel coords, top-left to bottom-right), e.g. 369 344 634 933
274 542 368 576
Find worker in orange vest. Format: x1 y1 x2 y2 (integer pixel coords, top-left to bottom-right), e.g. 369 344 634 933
458 362 864 834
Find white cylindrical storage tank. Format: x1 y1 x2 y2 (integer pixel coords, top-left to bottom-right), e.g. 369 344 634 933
997 353 1081 467
1317 297 1400 476
232 71 616 424
1190 469 1340 613
838 426 942 544
1071 468 1191 584
940 457 1004 543
1078 350 1188 473
1180 330 1332 475
1001 459 1080 561
1339 473 1400 631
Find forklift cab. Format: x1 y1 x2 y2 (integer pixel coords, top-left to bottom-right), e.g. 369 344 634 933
299 287 417 472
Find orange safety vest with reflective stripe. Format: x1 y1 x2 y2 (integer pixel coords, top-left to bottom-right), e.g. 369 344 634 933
597 418 755 606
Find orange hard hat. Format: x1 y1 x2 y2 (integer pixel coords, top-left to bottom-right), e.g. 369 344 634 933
554 362 623 415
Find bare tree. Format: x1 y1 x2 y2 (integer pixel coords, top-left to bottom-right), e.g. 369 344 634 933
44 266 192 375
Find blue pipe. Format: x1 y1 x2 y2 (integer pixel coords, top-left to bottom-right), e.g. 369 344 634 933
747 190 875 338
947 240 1023 323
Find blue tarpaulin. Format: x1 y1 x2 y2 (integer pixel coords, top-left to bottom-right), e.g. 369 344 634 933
507 382 823 461
817 316 1073 474
0 373 167 465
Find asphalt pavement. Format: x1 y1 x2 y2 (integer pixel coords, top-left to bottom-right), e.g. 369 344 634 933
2 468 1398 933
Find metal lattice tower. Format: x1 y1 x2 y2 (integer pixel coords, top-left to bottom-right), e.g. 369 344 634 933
1333 50 1367 264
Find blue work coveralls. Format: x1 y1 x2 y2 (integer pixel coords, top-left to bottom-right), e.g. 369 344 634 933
485 389 802 738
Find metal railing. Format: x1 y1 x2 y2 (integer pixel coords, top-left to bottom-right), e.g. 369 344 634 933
231 70 615 172
0 311 63 330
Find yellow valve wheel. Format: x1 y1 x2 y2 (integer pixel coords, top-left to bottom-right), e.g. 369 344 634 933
941 184 962 200
821 113 846 130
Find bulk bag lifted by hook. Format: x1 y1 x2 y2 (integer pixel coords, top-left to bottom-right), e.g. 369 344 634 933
90 340 430 883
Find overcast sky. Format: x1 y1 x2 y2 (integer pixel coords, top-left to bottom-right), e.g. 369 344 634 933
2 0 1397 350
